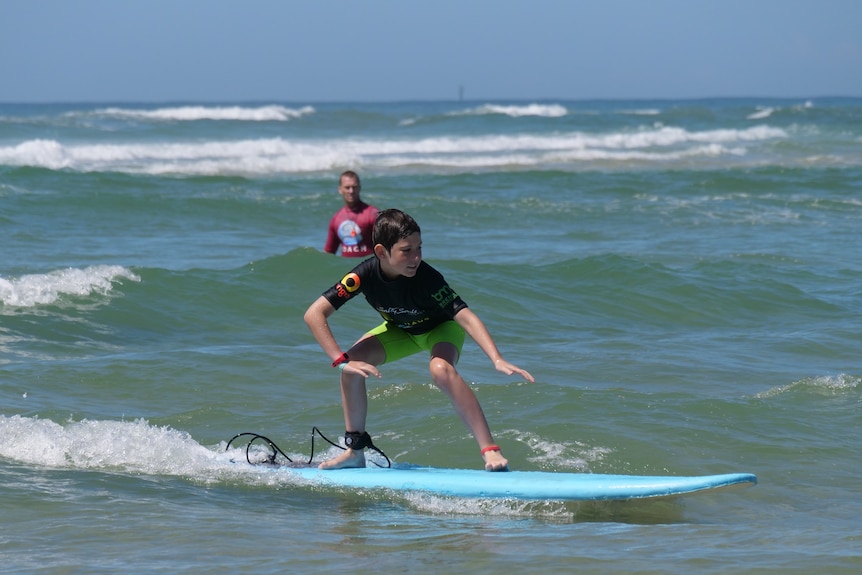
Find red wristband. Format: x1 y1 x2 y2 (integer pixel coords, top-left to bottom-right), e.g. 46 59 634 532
331 352 350 368
480 445 501 455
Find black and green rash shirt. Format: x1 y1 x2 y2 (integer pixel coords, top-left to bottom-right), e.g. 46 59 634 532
321 257 468 335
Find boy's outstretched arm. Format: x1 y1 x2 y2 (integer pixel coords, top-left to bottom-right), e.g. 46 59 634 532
454 308 535 383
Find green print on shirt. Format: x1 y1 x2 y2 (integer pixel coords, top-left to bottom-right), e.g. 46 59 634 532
431 285 458 310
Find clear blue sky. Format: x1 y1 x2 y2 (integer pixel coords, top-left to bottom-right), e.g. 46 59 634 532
2 0 860 102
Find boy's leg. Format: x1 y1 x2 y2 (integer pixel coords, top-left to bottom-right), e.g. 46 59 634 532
318 334 386 470
429 342 508 471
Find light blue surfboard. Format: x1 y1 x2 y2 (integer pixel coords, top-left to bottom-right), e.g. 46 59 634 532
260 464 757 501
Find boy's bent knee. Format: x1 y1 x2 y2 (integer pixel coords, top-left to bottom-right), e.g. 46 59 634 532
429 357 458 384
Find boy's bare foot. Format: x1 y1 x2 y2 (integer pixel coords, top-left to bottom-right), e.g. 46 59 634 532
318 448 366 470
482 449 509 472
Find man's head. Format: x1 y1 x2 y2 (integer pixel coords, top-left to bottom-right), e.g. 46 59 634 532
338 171 362 207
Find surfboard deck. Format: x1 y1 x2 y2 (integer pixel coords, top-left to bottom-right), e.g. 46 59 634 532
254 464 757 501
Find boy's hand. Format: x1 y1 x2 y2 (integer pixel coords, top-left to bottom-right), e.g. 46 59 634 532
342 360 383 379
494 359 535 383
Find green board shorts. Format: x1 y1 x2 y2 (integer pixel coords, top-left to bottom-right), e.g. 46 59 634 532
367 320 465 364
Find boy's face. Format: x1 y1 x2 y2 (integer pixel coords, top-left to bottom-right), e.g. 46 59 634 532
376 232 422 280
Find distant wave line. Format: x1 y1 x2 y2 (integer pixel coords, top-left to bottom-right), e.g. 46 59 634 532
450 103 569 118
0 125 795 174
747 107 775 120
89 105 316 122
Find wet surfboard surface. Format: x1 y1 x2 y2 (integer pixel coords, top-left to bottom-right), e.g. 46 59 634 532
257 464 757 501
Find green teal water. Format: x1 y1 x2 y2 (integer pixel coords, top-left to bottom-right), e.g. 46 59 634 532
2 100 861 573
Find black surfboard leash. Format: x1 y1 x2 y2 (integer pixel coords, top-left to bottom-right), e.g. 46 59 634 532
224 426 391 468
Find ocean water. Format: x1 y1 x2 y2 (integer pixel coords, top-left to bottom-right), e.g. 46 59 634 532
1 99 860 574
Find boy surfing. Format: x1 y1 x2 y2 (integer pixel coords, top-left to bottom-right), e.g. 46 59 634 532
304 209 534 471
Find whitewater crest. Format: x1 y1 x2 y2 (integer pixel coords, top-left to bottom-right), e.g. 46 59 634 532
92 104 316 122
0 266 140 308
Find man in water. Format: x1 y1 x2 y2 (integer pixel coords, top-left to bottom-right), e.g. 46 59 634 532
324 170 378 257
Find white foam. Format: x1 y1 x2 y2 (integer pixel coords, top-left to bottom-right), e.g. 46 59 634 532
619 108 662 116
0 415 391 492
0 139 72 170
0 125 788 175
403 491 575 519
0 415 240 479
93 104 315 122
747 107 775 120
505 429 611 470
0 265 139 308
756 373 860 398
454 103 569 118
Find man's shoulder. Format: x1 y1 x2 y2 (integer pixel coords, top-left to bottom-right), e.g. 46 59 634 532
331 204 352 218
334 202 377 218
358 203 379 217
329 206 347 225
